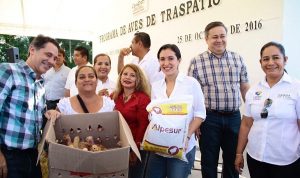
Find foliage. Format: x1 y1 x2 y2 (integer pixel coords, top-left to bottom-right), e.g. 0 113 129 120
0 34 92 68
56 38 93 68
0 34 30 63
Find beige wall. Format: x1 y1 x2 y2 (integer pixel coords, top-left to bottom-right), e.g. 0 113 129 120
0 0 298 81
93 0 292 84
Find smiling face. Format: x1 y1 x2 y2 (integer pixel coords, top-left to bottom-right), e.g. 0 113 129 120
120 66 137 90
75 66 98 93
260 45 287 80
158 48 180 77
55 51 65 67
73 50 87 67
94 55 111 81
28 42 58 77
205 26 227 56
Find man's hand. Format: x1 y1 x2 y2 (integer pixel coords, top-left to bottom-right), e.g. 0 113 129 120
118 47 132 74
234 154 244 174
119 48 132 57
0 151 7 178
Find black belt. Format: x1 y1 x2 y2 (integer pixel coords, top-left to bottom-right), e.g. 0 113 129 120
1 145 37 153
206 108 239 115
46 99 60 103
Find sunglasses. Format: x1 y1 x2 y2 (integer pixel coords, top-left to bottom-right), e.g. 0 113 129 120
260 98 273 119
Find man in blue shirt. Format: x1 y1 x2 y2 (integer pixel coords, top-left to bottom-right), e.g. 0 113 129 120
0 35 59 178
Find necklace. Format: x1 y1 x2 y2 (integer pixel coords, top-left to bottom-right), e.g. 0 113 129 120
123 93 133 102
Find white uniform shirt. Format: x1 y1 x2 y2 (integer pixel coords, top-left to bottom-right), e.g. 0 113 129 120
96 78 116 95
57 96 115 115
64 63 93 97
44 64 71 100
245 73 300 165
151 73 206 153
131 50 164 85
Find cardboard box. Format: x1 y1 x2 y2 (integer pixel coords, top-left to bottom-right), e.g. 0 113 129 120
38 111 140 178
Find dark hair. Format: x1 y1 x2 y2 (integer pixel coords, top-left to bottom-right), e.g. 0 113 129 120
75 66 97 83
74 46 89 61
260 41 286 57
260 41 288 73
134 32 151 48
93 53 111 65
204 21 228 38
157 44 181 60
59 48 66 57
30 34 59 51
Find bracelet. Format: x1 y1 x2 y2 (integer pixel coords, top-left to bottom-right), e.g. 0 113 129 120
236 153 243 156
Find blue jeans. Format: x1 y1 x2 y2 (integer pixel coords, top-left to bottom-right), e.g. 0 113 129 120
199 110 241 178
1 147 42 178
146 146 196 178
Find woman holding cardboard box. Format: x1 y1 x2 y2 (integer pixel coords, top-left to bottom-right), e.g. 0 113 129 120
57 65 115 114
112 63 151 178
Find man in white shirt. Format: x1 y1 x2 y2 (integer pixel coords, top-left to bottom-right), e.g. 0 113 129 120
64 46 92 97
118 32 163 86
44 48 70 109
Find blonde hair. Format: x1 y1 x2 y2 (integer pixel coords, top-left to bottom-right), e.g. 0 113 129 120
113 64 150 100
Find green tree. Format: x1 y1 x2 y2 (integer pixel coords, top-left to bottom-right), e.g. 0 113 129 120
0 34 92 68
0 34 30 63
57 39 92 68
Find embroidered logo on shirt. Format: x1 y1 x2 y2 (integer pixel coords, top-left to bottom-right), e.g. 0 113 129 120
253 91 262 100
277 93 291 99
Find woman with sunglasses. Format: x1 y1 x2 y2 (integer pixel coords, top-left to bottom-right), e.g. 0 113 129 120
234 42 300 178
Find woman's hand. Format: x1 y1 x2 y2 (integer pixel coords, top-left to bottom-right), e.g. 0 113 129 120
98 89 109 97
129 152 138 166
184 136 190 152
44 109 61 125
234 154 244 174
195 128 201 140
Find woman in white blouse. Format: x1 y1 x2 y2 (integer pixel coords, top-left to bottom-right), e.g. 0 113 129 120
145 44 206 178
57 66 114 114
93 53 116 96
235 42 300 178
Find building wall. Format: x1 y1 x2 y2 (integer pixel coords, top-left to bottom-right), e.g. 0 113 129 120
93 0 291 84
0 0 297 82
283 0 300 79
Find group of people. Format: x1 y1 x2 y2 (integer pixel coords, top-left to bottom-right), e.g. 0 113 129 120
0 20 299 178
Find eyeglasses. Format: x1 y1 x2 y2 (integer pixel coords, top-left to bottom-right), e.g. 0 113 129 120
260 98 273 119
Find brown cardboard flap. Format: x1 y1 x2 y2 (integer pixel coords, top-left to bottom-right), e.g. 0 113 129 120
37 118 54 165
48 142 129 174
118 112 141 161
